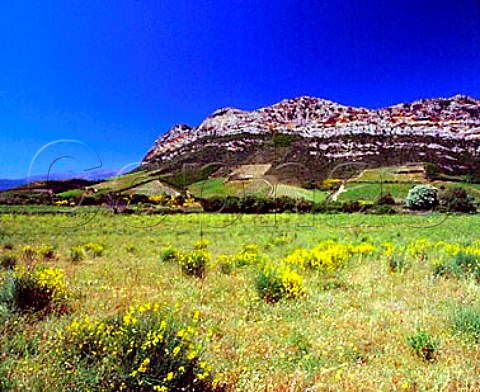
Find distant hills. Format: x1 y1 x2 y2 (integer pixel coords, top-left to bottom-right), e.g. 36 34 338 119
0 169 118 191
0 179 27 192
142 95 480 186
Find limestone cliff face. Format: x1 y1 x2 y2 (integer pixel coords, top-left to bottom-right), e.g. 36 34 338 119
143 95 480 175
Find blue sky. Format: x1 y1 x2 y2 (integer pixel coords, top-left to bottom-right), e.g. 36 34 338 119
1 0 480 179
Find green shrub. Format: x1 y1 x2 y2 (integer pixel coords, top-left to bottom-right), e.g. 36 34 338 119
70 246 86 263
425 163 440 180
272 133 295 147
406 331 439 361
452 306 480 343
0 274 15 311
160 246 179 263
405 185 438 210
453 253 480 281
388 255 408 273
255 265 304 303
0 253 17 270
179 250 211 278
432 259 450 277
439 188 476 213
125 243 138 253
2 242 14 250
317 276 349 291
0 363 16 391
218 257 233 275
12 273 53 313
271 236 291 246
374 205 397 215
255 268 283 303
376 193 396 206
433 253 480 281
60 304 226 391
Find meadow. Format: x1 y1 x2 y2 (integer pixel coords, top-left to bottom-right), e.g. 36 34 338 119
1 211 480 391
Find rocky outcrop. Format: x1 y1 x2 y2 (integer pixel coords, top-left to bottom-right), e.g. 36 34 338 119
143 95 480 176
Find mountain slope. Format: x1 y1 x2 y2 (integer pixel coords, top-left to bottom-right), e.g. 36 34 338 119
143 95 480 185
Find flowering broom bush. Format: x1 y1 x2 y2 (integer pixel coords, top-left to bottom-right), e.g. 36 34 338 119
1 266 70 315
255 264 304 303
194 240 210 250
84 242 105 257
39 245 56 260
178 250 211 278
218 244 262 272
22 245 37 264
234 244 261 266
283 240 374 272
60 304 226 391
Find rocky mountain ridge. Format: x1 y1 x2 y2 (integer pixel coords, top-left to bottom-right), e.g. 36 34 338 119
142 95 480 179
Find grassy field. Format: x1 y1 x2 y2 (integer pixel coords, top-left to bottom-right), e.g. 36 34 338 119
189 178 273 199
1 212 480 391
189 178 328 202
337 183 414 203
93 171 179 196
353 166 426 183
272 184 327 202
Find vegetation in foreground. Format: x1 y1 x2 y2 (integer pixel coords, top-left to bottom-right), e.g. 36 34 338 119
1 212 480 391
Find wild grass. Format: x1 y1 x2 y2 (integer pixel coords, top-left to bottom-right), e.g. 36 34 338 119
1 212 480 390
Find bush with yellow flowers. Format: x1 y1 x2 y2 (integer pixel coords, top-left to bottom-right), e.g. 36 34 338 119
39 245 56 260
283 240 375 272
283 240 348 272
21 245 37 264
235 244 261 266
148 195 167 205
218 244 262 273
178 250 211 278
59 304 227 391
348 242 376 255
194 239 210 251
255 264 304 303
84 242 105 257
0 266 70 315
321 178 342 190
